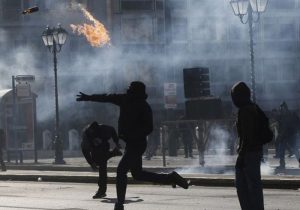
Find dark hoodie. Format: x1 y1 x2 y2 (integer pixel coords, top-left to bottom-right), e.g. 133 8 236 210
86 81 153 144
231 82 262 155
81 123 119 165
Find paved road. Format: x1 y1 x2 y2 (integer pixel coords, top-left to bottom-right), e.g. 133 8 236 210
0 181 299 210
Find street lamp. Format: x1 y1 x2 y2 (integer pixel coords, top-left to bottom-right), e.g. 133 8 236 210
230 0 269 102
42 24 68 164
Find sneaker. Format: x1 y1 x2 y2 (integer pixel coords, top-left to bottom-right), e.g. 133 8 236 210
170 171 189 189
114 203 124 210
92 191 106 199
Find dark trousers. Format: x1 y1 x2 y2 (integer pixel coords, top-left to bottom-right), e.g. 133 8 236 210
235 151 264 210
93 147 109 193
181 131 193 157
97 157 108 193
0 149 5 171
116 140 172 205
279 136 300 166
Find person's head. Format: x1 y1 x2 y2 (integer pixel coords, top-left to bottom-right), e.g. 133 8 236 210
126 81 148 99
231 81 252 108
279 101 289 113
85 121 100 139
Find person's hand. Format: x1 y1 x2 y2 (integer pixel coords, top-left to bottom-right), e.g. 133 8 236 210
90 162 98 171
76 92 90 101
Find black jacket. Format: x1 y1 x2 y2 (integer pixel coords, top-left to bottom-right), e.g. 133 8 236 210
81 124 118 165
87 94 153 144
231 82 262 155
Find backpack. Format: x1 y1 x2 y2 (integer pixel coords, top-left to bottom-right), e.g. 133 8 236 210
256 105 274 145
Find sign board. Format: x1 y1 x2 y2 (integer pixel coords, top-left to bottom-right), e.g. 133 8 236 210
164 83 177 109
16 83 31 97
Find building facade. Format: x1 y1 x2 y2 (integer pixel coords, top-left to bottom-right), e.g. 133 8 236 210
0 0 300 117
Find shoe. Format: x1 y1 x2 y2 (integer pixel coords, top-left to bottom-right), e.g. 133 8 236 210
114 203 124 210
273 155 279 159
170 171 189 189
288 154 295 158
92 191 106 199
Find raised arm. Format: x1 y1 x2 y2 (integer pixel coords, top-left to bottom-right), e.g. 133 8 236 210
76 92 124 106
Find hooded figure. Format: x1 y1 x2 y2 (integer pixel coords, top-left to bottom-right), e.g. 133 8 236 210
231 81 262 154
81 122 122 199
231 81 264 210
77 81 189 210
277 101 300 169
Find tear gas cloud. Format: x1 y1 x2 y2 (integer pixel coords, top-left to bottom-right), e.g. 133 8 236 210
0 1 298 139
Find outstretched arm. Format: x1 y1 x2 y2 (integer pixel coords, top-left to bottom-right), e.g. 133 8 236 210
76 92 124 106
76 92 91 101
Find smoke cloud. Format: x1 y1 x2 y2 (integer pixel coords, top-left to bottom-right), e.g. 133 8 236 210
0 1 298 159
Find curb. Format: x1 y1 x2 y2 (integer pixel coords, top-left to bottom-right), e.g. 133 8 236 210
0 174 299 189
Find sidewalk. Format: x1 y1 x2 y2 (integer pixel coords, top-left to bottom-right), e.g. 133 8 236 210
0 153 299 189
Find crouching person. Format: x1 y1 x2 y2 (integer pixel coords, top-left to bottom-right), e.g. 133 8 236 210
81 122 122 199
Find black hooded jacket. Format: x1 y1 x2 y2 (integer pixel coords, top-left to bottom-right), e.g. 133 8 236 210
231 82 263 155
86 93 153 144
81 124 119 165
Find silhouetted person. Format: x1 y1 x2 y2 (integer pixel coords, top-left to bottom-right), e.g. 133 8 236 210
144 126 160 160
231 82 264 210
277 102 300 169
178 116 194 158
77 81 188 210
0 129 6 171
270 109 280 158
81 122 122 199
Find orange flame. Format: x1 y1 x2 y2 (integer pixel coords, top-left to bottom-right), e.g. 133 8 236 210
70 7 110 47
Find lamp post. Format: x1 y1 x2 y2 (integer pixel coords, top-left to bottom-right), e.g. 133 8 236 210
42 24 68 164
230 0 268 103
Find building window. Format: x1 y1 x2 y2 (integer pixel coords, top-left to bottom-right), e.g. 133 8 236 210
227 63 247 83
121 0 154 11
168 0 187 10
269 0 296 10
155 0 164 10
264 23 296 40
228 24 248 41
191 20 216 41
263 61 280 81
2 0 21 21
171 17 188 41
121 17 154 43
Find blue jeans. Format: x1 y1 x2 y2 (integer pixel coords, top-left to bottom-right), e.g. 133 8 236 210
235 151 264 210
